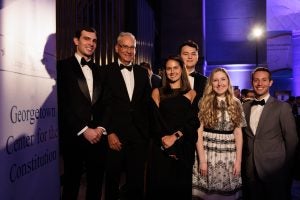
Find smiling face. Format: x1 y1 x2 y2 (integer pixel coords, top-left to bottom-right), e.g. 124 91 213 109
252 70 273 99
165 59 182 84
115 35 136 65
212 71 229 97
73 30 97 60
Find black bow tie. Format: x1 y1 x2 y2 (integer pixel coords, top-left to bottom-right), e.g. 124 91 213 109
251 99 265 106
120 64 133 71
81 57 93 69
189 72 196 77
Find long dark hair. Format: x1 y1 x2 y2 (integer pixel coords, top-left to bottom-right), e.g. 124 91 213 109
160 55 191 100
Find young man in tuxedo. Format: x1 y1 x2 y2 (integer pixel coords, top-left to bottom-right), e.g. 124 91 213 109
179 40 207 112
57 27 107 200
103 32 151 200
242 67 298 200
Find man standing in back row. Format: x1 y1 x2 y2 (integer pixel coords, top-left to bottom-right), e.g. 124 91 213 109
140 61 162 90
242 67 298 200
103 32 151 200
179 40 207 112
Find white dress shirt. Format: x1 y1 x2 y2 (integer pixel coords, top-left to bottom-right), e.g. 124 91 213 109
75 53 93 99
74 54 107 136
250 94 270 135
188 69 195 89
118 60 135 101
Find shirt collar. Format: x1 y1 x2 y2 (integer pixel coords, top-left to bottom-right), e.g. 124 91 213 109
188 69 196 74
255 93 270 103
118 59 132 67
75 53 92 65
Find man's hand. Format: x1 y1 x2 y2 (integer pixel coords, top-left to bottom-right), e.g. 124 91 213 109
108 133 122 151
83 128 102 144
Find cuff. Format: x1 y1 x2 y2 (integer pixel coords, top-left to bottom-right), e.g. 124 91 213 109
97 127 107 135
77 126 88 136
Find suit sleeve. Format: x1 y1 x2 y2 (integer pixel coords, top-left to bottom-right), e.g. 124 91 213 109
92 66 111 130
99 66 113 134
56 59 91 137
280 102 298 165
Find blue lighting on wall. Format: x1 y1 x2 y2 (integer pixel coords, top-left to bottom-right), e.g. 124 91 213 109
205 64 254 91
293 32 300 96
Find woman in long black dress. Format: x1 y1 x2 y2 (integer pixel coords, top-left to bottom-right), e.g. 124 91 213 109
147 55 199 200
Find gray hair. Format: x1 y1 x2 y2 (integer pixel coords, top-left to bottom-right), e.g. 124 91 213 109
117 32 136 45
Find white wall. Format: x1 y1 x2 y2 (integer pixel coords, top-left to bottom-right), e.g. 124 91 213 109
0 0 59 199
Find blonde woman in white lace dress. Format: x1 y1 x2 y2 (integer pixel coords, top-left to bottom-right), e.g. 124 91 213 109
192 67 246 200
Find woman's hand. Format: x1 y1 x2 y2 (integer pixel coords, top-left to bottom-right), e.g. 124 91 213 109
233 160 241 176
199 161 208 176
161 134 176 149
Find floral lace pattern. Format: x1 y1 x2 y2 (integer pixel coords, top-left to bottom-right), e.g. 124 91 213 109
192 99 245 199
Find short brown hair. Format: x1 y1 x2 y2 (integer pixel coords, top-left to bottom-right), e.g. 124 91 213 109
251 67 272 81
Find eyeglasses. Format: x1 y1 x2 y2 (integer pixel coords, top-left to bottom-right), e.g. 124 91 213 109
118 44 136 51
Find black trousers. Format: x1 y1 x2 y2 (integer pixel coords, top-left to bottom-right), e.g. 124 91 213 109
61 137 107 200
105 141 148 200
243 167 292 200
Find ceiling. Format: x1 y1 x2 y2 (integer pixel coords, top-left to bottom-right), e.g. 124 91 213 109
268 0 300 31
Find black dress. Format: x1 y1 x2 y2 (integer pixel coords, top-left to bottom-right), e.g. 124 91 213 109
147 90 199 200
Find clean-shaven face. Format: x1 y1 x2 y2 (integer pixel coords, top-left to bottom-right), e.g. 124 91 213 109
165 59 182 83
252 71 273 99
74 30 97 59
180 45 198 70
212 71 229 97
115 35 136 65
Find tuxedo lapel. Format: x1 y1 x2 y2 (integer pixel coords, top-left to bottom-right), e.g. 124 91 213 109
193 72 206 97
131 65 148 103
112 63 131 102
244 102 254 135
244 103 251 127
131 65 140 101
255 97 274 136
194 74 200 90
92 65 101 105
72 57 92 102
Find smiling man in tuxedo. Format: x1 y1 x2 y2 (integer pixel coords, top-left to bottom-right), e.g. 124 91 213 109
242 67 298 200
57 27 107 200
103 32 151 200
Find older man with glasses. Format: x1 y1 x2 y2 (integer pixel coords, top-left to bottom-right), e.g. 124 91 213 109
102 32 151 200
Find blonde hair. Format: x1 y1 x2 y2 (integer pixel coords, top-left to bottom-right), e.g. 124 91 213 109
199 67 243 129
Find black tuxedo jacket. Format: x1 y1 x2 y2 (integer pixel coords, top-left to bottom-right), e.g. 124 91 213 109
192 71 207 112
57 56 108 144
103 62 151 142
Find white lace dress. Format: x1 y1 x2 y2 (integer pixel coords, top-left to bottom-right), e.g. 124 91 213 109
192 98 246 200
